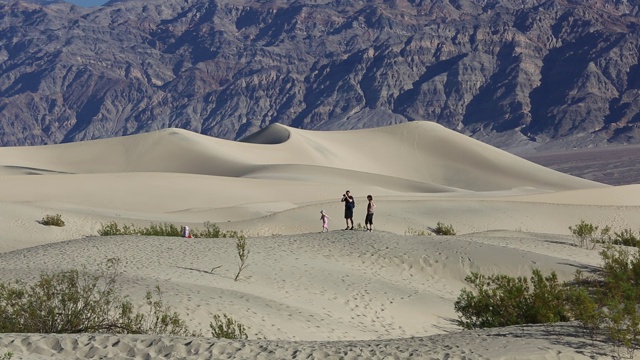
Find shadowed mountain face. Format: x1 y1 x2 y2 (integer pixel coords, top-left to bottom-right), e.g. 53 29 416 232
1 0 640 150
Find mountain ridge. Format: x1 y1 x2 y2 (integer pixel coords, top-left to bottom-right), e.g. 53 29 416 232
1 0 639 151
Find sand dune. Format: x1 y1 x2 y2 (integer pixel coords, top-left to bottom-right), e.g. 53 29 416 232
0 121 636 359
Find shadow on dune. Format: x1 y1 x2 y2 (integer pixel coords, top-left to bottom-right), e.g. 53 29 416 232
557 261 600 275
175 265 220 275
487 323 613 359
239 123 291 144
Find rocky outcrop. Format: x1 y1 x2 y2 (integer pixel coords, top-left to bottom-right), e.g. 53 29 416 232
1 0 639 150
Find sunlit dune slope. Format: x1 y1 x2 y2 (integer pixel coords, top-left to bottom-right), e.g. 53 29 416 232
0 121 602 192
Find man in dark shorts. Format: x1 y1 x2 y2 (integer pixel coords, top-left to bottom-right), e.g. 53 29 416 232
341 190 355 230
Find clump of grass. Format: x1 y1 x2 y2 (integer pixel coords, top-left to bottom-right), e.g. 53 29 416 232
38 214 65 227
433 222 456 236
210 313 248 339
404 227 429 236
0 351 13 360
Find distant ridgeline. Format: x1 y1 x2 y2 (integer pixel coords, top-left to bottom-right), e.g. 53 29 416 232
0 0 639 151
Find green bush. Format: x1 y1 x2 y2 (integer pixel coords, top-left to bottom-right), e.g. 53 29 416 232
196 221 226 238
97 222 135 236
612 229 640 247
97 222 181 237
0 258 195 336
564 272 602 339
433 222 455 236
598 245 640 358
209 313 248 339
569 220 611 249
405 227 429 236
454 269 569 329
454 242 640 358
0 351 12 360
38 214 65 227
139 223 181 237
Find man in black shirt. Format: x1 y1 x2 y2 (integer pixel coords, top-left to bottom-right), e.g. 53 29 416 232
341 190 355 230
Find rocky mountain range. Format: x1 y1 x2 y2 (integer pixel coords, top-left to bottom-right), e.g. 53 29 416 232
1 0 639 151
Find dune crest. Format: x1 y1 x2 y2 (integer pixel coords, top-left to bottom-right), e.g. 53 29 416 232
0 122 603 191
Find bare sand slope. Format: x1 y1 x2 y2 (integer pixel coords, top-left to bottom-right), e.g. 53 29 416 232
0 122 637 359
0 231 615 359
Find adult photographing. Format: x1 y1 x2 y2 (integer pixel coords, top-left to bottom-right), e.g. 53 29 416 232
341 190 355 230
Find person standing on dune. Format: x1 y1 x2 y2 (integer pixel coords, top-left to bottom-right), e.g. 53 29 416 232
341 190 355 230
365 195 375 232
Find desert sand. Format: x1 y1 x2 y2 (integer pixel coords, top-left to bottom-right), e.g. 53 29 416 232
0 121 638 359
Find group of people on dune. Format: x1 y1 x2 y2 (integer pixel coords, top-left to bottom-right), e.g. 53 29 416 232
320 190 375 233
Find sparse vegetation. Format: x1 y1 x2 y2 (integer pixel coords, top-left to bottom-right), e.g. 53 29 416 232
0 258 193 335
433 222 456 236
569 220 611 249
234 234 249 282
0 351 12 360
209 313 248 339
0 257 248 339
569 221 640 250
454 241 640 359
38 214 65 227
98 221 240 238
454 269 569 329
611 228 640 247
404 227 430 236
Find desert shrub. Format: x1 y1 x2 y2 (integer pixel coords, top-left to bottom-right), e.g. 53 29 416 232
569 220 611 249
597 245 640 357
98 221 239 239
234 234 249 282
138 223 181 237
433 222 456 236
611 229 640 247
97 222 135 236
0 351 12 360
599 245 640 301
193 221 225 238
405 227 429 236
564 272 602 339
454 243 640 358
606 297 640 359
38 214 65 227
0 258 195 336
97 222 181 237
209 313 248 339
454 269 570 329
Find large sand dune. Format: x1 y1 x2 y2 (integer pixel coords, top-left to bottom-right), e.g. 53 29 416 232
0 121 637 359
